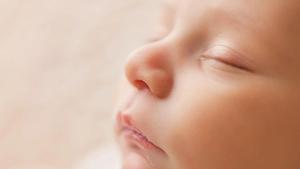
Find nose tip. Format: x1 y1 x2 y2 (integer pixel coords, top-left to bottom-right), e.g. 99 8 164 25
124 46 174 98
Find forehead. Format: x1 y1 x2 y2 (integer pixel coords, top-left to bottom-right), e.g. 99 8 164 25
164 0 300 59
168 0 299 30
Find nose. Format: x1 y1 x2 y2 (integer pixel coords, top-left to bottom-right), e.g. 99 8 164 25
125 43 174 98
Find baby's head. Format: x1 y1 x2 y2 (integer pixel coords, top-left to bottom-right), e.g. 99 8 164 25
114 0 300 168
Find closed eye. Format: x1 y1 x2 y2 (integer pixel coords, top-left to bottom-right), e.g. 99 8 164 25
199 45 254 73
201 54 251 71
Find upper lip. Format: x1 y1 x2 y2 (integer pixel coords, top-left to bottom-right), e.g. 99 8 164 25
115 90 166 153
116 112 149 141
115 91 145 137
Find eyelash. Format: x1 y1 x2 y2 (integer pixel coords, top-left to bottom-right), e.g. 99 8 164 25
199 54 248 72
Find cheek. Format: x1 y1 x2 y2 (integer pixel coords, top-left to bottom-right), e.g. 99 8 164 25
163 78 300 169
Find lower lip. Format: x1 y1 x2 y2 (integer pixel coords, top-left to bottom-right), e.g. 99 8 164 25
122 127 165 153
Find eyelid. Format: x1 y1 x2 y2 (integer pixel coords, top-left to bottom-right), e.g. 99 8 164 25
203 45 254 72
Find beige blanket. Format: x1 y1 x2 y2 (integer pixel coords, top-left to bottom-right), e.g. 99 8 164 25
0 0 160 168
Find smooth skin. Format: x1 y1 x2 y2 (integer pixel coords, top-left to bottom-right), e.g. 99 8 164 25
115 0 300 168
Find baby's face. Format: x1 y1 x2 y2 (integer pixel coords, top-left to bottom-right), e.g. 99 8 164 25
115 0 300 169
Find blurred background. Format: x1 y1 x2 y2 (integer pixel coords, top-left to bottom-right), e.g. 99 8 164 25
0 0 161 168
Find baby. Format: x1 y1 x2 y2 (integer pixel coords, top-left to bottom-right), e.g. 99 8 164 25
114 0 300 168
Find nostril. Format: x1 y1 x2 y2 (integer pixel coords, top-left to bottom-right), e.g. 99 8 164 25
134 80 149 90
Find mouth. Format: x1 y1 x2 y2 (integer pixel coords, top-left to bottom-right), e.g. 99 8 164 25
116 112 165 153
